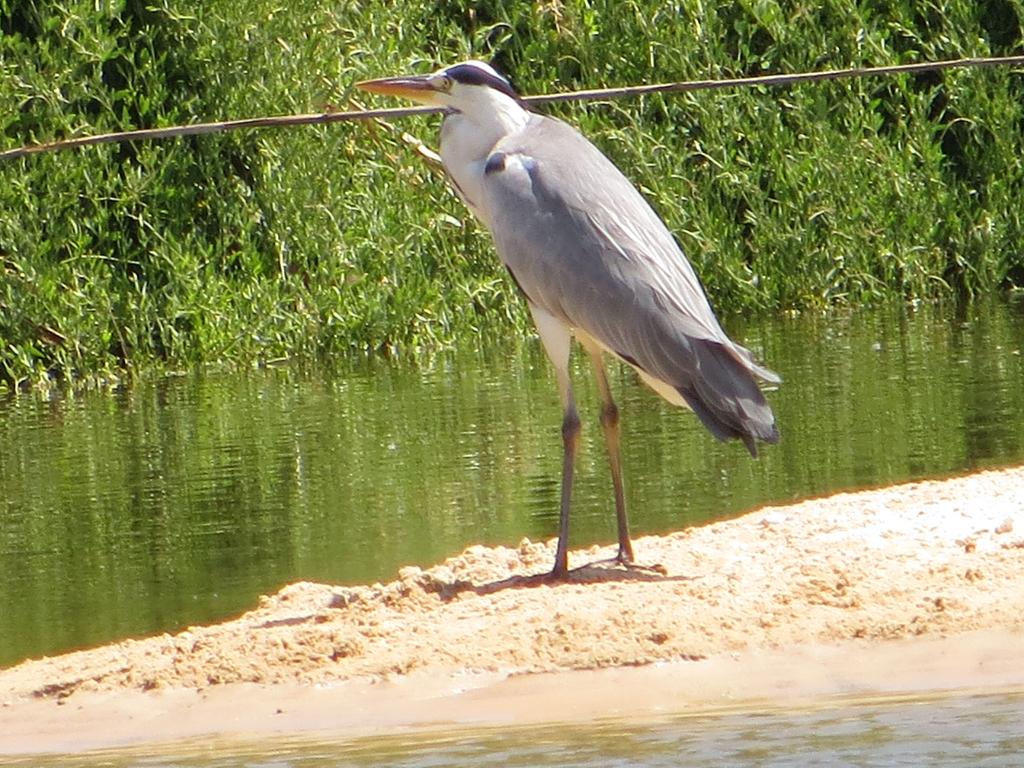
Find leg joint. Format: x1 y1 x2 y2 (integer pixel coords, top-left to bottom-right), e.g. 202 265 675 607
561 410 581 444
600 401 619 430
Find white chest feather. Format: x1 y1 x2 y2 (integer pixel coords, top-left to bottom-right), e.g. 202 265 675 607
438 91 529 224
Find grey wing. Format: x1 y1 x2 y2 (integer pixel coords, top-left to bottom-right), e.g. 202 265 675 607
480 116 779 453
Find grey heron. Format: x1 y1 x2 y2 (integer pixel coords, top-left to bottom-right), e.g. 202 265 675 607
358 61 779 579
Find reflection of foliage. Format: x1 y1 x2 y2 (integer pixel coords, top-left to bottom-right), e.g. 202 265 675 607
1 300 1022 667
2 0 1023 389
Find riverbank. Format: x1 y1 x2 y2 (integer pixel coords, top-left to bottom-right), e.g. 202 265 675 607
2 466 1022 755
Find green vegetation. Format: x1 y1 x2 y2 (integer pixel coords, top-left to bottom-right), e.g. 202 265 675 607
2 0 1023 390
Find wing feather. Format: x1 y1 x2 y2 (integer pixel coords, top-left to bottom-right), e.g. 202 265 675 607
479 115 779 450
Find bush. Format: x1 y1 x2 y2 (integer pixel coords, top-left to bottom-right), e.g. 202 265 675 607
2 0 1023 389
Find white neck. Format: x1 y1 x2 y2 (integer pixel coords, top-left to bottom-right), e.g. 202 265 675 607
439 88 530 220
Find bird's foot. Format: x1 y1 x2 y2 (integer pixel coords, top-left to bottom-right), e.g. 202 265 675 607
546 562 571 582
566 552 668 578
608 546 668 575
539 549 667 584
621 559 669 576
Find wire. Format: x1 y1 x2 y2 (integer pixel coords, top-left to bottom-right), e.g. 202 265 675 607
526 55 1024 104
2 55 1022 162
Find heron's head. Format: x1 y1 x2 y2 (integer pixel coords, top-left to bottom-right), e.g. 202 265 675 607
357 61 521 115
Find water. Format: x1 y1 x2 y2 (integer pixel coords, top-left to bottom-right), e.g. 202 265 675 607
1 299 1023 669
9 692 1024 766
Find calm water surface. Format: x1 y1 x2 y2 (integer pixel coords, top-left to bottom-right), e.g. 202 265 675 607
11 692 1024 767
1 299 1023 667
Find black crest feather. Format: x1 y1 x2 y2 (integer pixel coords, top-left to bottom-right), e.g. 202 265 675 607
444 63 519 99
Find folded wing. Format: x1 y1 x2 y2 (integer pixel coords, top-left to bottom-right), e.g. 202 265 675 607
479 115 779 454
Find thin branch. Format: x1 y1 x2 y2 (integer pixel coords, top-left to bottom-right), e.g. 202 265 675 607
525 55 1024 104
2 55 1022 162
0 105 443 161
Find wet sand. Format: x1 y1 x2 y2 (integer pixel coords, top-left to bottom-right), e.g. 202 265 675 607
1 466 1022 755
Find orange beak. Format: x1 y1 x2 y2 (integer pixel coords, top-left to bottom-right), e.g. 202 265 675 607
356 75 437 101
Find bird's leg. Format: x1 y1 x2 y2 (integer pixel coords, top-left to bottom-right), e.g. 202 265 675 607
529 307 578 579
587 350 633 565
553 402 580 578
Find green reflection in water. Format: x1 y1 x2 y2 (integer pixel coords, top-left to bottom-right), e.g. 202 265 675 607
1 299 1022 666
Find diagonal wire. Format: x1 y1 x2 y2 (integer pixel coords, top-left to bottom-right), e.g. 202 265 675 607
1 55 1022 162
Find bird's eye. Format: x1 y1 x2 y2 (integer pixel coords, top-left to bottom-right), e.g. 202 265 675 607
428 74 453 92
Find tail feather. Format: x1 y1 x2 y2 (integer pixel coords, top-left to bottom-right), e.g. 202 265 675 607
676 339 779 457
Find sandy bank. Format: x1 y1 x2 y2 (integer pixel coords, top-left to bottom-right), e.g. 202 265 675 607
1 466 1022 754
